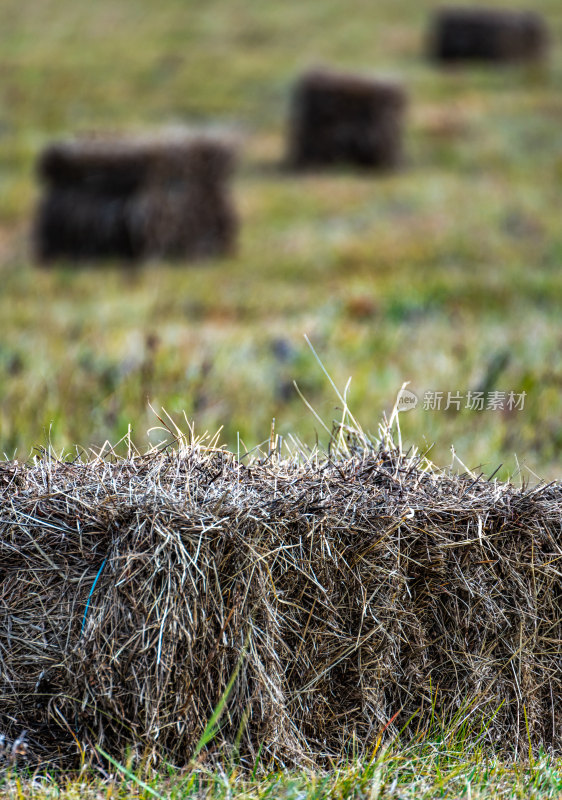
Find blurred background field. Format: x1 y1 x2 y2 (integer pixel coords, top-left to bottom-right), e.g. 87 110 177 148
0 0 561 478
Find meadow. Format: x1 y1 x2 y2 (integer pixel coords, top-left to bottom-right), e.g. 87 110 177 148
1 0 561 478
1 0 562 795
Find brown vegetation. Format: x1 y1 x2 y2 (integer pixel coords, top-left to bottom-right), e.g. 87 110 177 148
1 427 561 770
429 8 549 63
288 68 407 170
34 133 238 263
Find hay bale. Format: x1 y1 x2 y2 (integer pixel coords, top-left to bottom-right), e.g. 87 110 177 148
34 134 238 263
430 7 549 63
288 68 407 170
1 433 562 769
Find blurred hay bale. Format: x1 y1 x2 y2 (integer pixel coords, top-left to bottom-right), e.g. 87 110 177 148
34 133 238 263
430 8 549 63
1 433 562 769
288 68 407 170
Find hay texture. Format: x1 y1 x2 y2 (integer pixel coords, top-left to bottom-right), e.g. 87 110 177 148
430 8 549 63
1 431 562 770
34 133 238 263
288 68 407 170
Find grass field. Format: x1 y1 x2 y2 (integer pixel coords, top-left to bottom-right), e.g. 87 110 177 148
3 739 562 799
1 0 562 795
1 0 561 479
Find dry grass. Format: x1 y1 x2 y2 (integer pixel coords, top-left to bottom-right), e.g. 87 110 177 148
34 132 238 262
1 413 561 773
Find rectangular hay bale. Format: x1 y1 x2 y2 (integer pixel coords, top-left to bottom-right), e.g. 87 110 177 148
288 68 407 170
430 7 549 63
34 133 238 263
1 440 562 769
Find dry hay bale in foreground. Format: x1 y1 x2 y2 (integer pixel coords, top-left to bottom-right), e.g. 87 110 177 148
429 7 549 63
1 433 562 770
34 133 238 263
287 68 407 170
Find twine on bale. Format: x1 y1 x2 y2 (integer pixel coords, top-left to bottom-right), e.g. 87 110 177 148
80 559 107 636
1 419 562 771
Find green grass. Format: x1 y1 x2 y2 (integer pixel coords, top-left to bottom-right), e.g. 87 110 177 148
3 743 562 799
1 0 562 479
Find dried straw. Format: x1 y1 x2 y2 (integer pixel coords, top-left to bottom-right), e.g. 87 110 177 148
288 68 407 170
1 422 561 770
34 133 238 263
429 7 549 63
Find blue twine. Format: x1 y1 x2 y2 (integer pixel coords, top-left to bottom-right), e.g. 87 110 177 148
80 558 107 635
